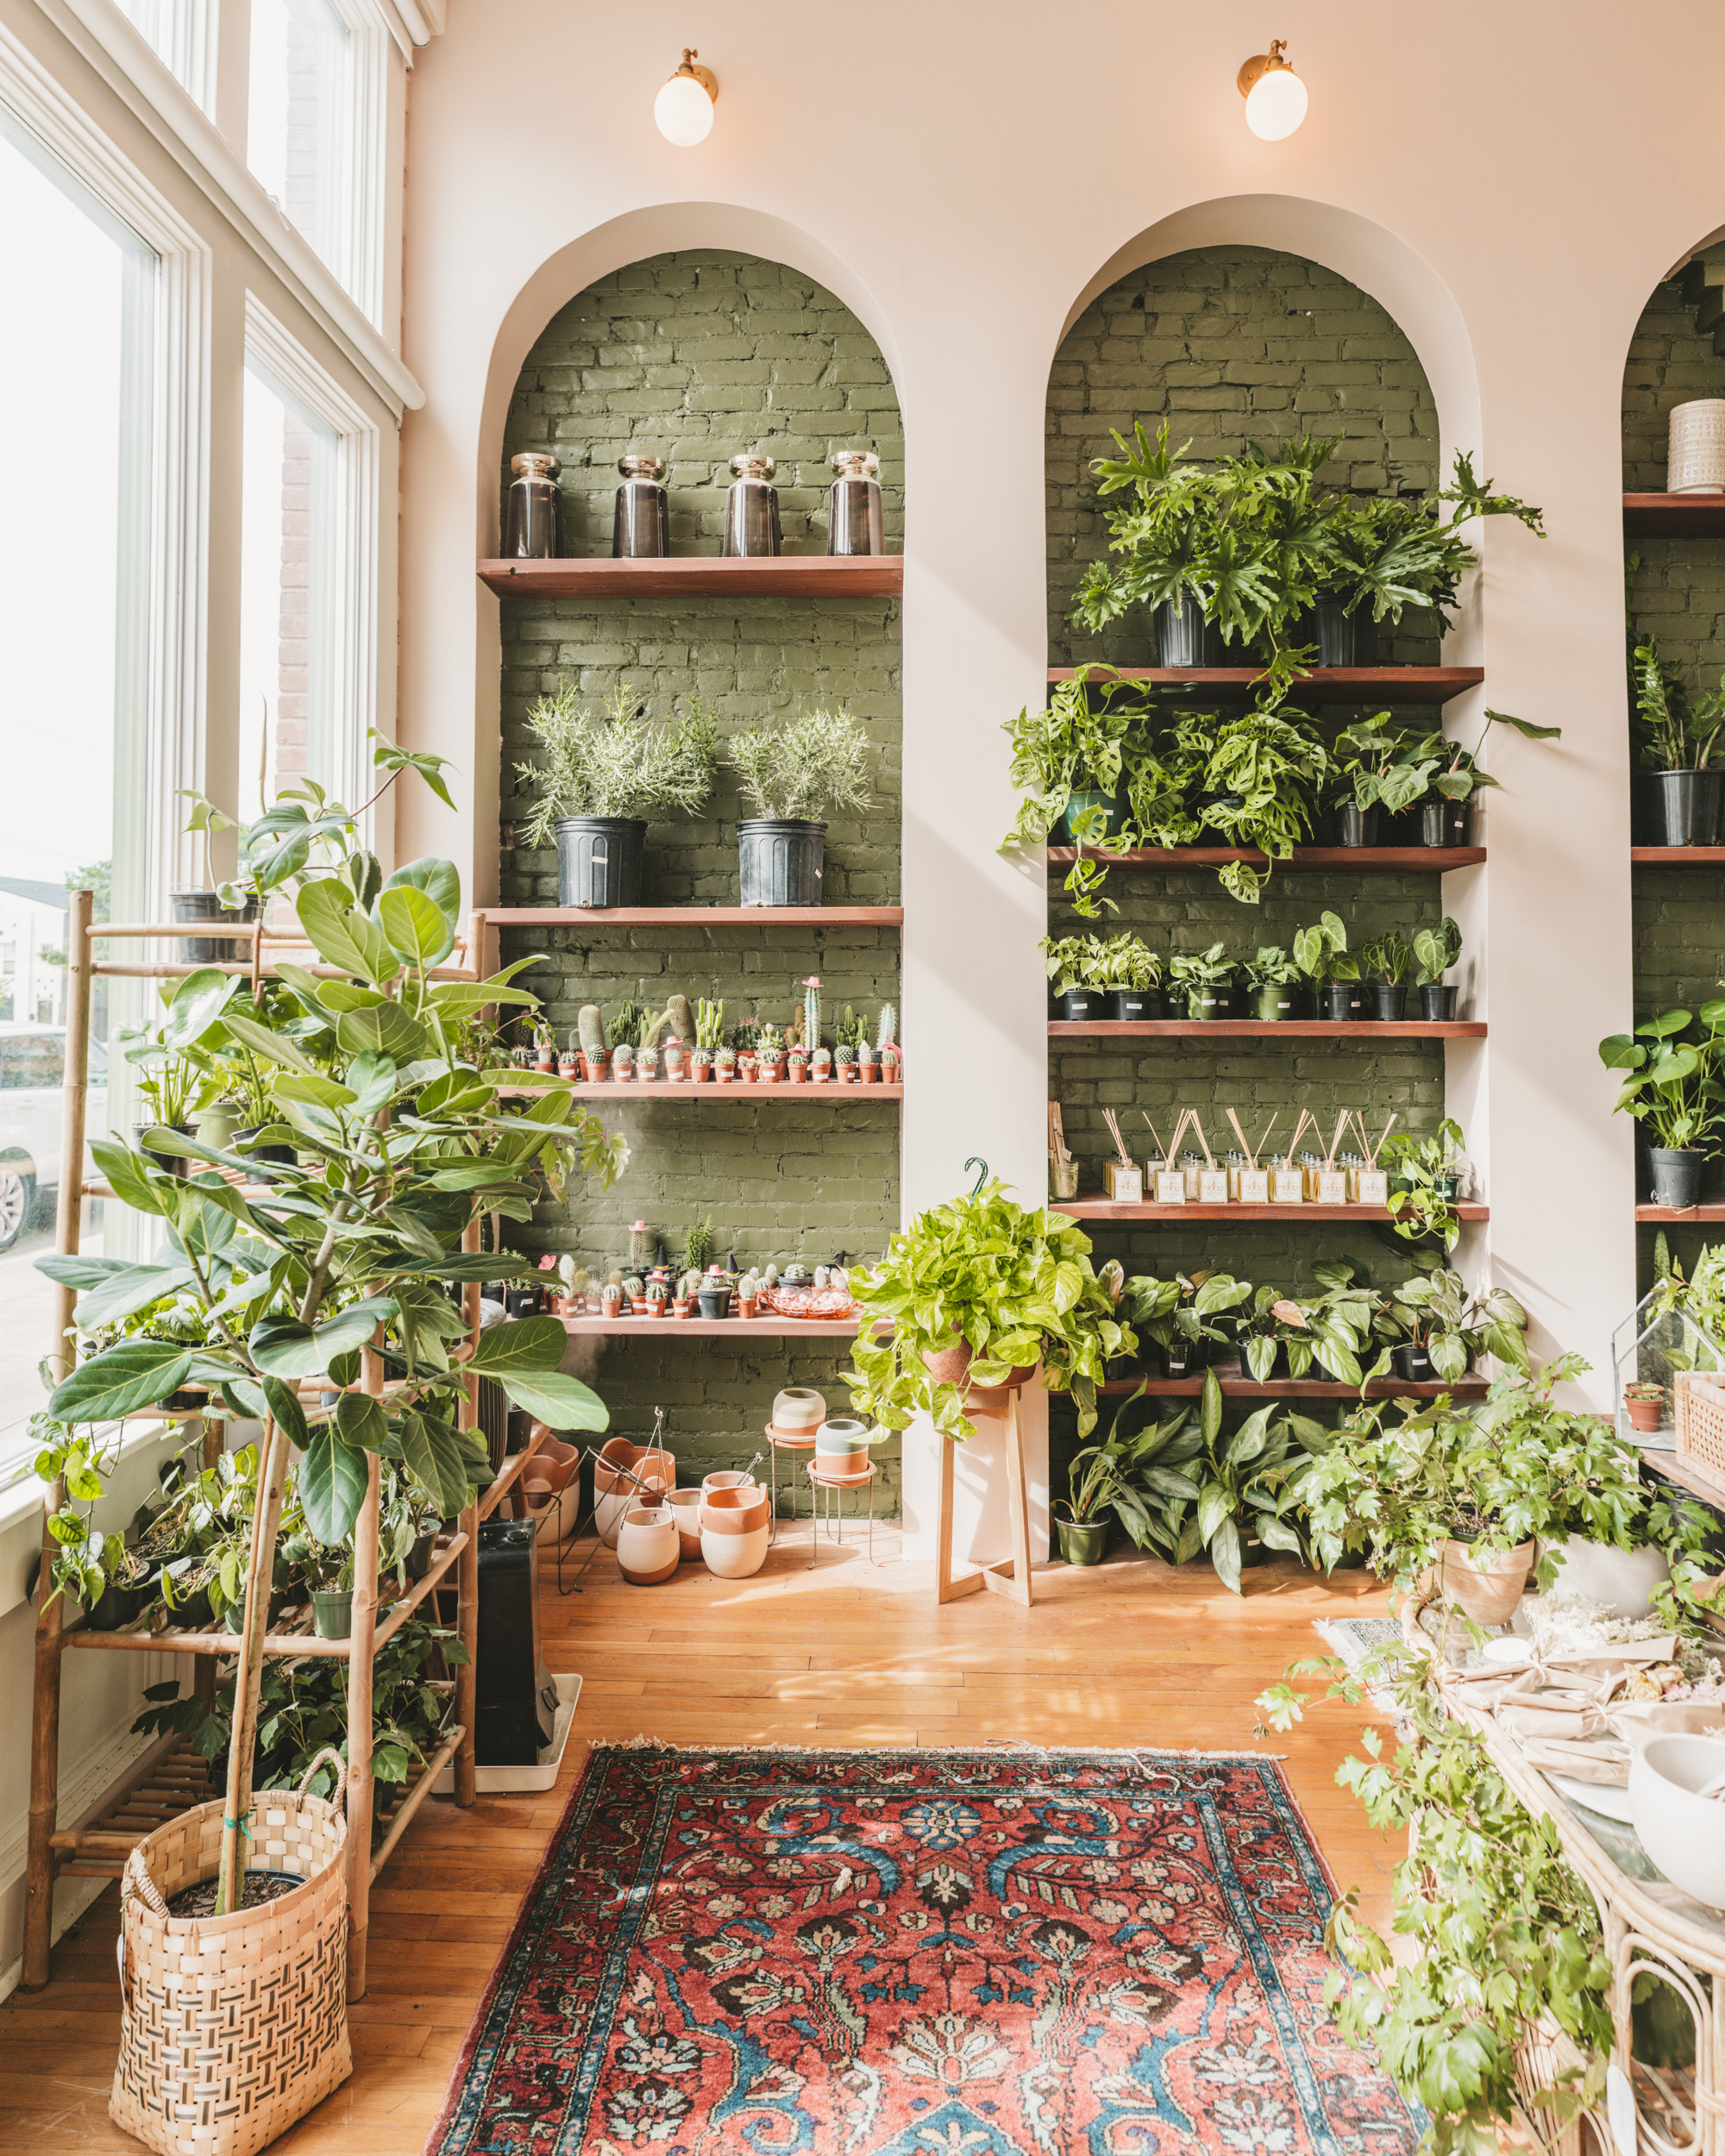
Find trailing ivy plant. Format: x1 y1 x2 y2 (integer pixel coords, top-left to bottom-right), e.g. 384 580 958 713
844 1177 1133 1441
1000 667 1151 917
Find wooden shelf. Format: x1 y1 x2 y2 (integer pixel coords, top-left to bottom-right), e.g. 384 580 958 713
561 1313 874 1338
1050 1018 1487 1039
1055 1197 1490 1223
498 1079 901 1100
1099 1371 1489 1399
478 555 902 599
1631 848 1725 865
1046 844 1484 871
1047 666 1484 705
1637 1205 1725 1222
1623 493 1725 536
485 906 902 927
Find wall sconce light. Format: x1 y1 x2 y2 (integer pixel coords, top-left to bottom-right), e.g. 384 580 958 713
654 48 718 147
1238 40 1308 140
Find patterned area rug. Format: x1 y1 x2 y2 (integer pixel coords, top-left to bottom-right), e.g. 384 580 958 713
430 1743 1416 2155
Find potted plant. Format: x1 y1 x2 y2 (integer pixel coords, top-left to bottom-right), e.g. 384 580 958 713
1628 611 1725 846
1402 705 1563 846
1292 910 1362 1022
1040 934 1113 1022
1373 1257 1530 1383
1118 1269 1250 1379
696 1269 735 1320
1157 1380 1327 1593
576 1004 611 1081
756 1022 786 1082
1095 931 1162 1019
1166 658 1331 900
557 1031 580 1080
1328 712 1438 845
834 1006 869 1079
847 1177 1132 1442
880 1043 899 1085
1414 916 1464 1020
724 708 874 906
516 681 717 907
1623 1380 1665 1432
1241 944 1301 1022
1169 943 1234 1021
1000 667 1145 916
787 1045 809 1084
1382 1119 1470 1250
1360 930 1415 1021
1599 1000 1725 1212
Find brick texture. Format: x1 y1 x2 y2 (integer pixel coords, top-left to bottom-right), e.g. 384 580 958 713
498 251 903 1501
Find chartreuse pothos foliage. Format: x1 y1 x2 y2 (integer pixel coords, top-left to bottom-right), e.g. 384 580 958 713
844 1178 1132 1441
37 739 627 1565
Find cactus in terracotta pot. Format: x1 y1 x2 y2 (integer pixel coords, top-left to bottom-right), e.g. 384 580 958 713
802 975 822 1056
612 1040 635 1078
835 1044 856 1081
716 1044 736 1081
666 993 695 1045
812 1046 832 1081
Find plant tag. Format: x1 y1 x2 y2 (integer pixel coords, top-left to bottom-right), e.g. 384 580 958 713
1314 1169 1348 1206
1197 1168 1229 1204
1270 1167 1304 1204
1103 1160 1143 1203
1352 1167 1389 1204
1235 1168 1269 1204
1154 1170 1186 1204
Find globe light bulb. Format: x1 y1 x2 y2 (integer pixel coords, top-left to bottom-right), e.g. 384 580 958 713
655 51 718 146
1238 41 1308 141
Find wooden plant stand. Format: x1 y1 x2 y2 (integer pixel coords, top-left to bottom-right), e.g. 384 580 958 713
22 901 510 2000
934 1384 1032 1608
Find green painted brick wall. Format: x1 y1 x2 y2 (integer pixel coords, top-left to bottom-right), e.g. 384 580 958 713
496 249 903 1505
1046 244 1442 671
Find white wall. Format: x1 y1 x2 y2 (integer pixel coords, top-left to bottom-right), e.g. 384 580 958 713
395 1 1725 1423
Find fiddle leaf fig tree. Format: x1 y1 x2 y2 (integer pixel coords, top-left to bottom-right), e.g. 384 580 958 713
39 739 627 1915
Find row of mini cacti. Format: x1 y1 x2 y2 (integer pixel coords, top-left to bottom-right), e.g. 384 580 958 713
549 1248 851 1318
545 987 900 1076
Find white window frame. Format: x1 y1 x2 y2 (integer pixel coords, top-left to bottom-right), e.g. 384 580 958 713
116 0 217 116
245 291 380 826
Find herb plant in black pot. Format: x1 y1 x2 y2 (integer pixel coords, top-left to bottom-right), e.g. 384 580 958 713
1600 1002 1725 1213
518 681 717 907
724 708 875 906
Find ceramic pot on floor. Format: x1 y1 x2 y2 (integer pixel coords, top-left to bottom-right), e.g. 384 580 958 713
594 1436 676 1546
1436 1536 1536 1624
700 1484 772 1578
667 1488 706 1561
1544 1534 1671 1616
616 1505 681 1584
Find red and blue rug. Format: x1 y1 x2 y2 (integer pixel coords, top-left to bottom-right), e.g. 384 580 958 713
430 1744 1415 2154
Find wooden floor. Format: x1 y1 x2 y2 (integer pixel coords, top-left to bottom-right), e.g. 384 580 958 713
0 1530 1403 2153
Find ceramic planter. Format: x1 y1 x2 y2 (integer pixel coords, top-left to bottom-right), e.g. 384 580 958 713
701 1470 758 1501
1436 1536 1535 1625
310 1588 353 1639
758 1057 783 1084
616 1505 681 1584
773 1387 826 1432
667 1489 705 1561
1650 1148 1706 1211
699 1484 772 1576
814 1417 870 1477
1056 1518 1109 1566
921 1340 1035 1409
612 1050 635 1081
1050 786 1129 848
838 1062 859 1082
696 1282 733 1319
662 1053 686 1083
673 1298 691 1318
1629 1735 1725 1907
594 1437 676 1546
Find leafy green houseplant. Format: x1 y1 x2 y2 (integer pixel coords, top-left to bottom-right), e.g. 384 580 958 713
517 682 716 837
1599 1000 1725 1209
1120 1269 1251 1373
1292 909 1361 1018
1169 942 1234 1018
1373 1256 1529 1382
1413 916 1463 1018
845 1178 1133 1441
724 709 875 823
1241 943 1301 1019
1383 1118 1469 1250
1330 711 1437 826
40 739 626 1914
1165 655 1330 899
1000 667 1149 917
1055 1409 1195 1565
1164 1375 1328 1592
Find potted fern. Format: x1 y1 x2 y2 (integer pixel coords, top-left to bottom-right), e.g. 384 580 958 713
516 681 716 907
723 709 874 906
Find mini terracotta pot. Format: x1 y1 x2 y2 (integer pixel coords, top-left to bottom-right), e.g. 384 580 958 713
558 1057 579 1080
716 1063 736 1084
860 1062 880 1083
759 1064 782 1085
839 1063 858 1083
673 1298 691 1318
580 1051 610 1082
812 1065 832 1083
738 1296 757 1319
692 1060 713 1083
787 1062 808 1084
534 1053 555 1072
1625 1389 1665 1432
636 1060 657 1083
667 1488 706 1561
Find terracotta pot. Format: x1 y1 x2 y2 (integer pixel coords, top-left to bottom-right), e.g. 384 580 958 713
580 1051 610 1082
839 1064 858 1083
673 1299 691 1318
557 1058 579 1080
700 1485 772 1538
860 1062 881 1083
700 1521 769 1579
787 1062 808 1084
532 1432 580 1495
692 1060 713 1083
738 1297 757 1319
636 1060 658 1083
921 1341 1036 1399
666 1489 705 1561
1436 1537 1536 1625
774 1387 826 1432
616 1505 681 1584
594 1438 676 1546
534 1054 555 1072
1625 1392 1665 1432
759 1065 782 1084
716 1064 736 1084
815 1417 871 1477
701 1470 757 1501
812 1064 832 1083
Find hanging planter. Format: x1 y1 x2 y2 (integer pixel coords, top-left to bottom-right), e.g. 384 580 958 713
110 1747 352 2156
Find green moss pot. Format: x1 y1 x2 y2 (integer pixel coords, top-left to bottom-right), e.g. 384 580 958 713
1056 1519 1109 1566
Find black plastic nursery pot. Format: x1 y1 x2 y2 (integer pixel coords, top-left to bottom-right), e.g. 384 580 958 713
1391 1341 1435 1383
235 1125 297 1168
1152 594 1219 667
1254 984 1298 1021
1111 987 1161 1020
1320 984 1364 1022
1297 596 1379 669
1057 987 1105 1022
87 1576 152 1632
1421 799 1471 847
169 889 259 963
1650 1147 1707 1211
133 1122 194 1176
1421 984 1458 1021
1337 804 1380 848
1056 1519 1110 1566
1371 983 1408 1021
1163 1338 1210 1378
738 818 825 906
1647 770 1725 848
696 1284 734 1319
555 815 646 908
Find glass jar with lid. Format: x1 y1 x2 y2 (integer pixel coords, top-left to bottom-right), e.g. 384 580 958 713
826 449 883 555
505 451 561 559
723 453 781 557
612 454 669 559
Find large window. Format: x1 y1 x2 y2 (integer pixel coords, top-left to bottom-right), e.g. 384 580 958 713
0 109 155 1462
116 0 218 113
248 0 367 304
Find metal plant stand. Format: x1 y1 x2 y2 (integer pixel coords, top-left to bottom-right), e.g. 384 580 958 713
805 1459 879 1568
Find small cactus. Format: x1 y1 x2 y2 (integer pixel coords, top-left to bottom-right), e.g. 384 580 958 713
764 1263 780 1288
578 1004 608 1057
877 1001 896 1050
802 975 822 1053
716 1044 736 1067
696 997 725 1050
684 1214 715 1275
666 993 695 1044
612 1041 635 1073
857 1039 875 1065
835 1043 856 1068
623 1274 644 1301
678 1269 700 1302
814 1264 830 1290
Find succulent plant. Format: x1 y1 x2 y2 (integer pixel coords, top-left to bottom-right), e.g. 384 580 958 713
731 1017 761 1056
578 1004 609 1057
716 1044 736 1066
757 1022 784 1056
623 1274 644 1300
857 1039 875 1065
877 1001 896 1050
612 1041 635 1071
684 1213 716 1276
782 1261 812 1287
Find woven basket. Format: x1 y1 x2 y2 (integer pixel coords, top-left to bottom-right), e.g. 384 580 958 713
1674 1369 1725 1495
1668 398 1725 493
110 1746 352 2156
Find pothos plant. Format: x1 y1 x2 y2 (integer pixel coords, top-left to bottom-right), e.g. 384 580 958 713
38 738 627 1915
1382 1116 1468 1250
844 1177 1133 1441
1000 666 1145 916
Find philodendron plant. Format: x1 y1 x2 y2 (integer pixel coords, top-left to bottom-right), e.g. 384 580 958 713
40 739 626 1915
845 1177 1133 1440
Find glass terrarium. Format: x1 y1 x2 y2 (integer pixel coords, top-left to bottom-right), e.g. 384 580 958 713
1610 1285 1725 1450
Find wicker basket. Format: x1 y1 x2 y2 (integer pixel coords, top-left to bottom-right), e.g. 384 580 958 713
110 1746 352 2156
1673 1369 1725 1496
1668 398 1725 493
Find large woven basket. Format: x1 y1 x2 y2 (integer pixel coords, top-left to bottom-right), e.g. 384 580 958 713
1675 1369 1725 1496
110 1747 352 2156
1668 398 1725 493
